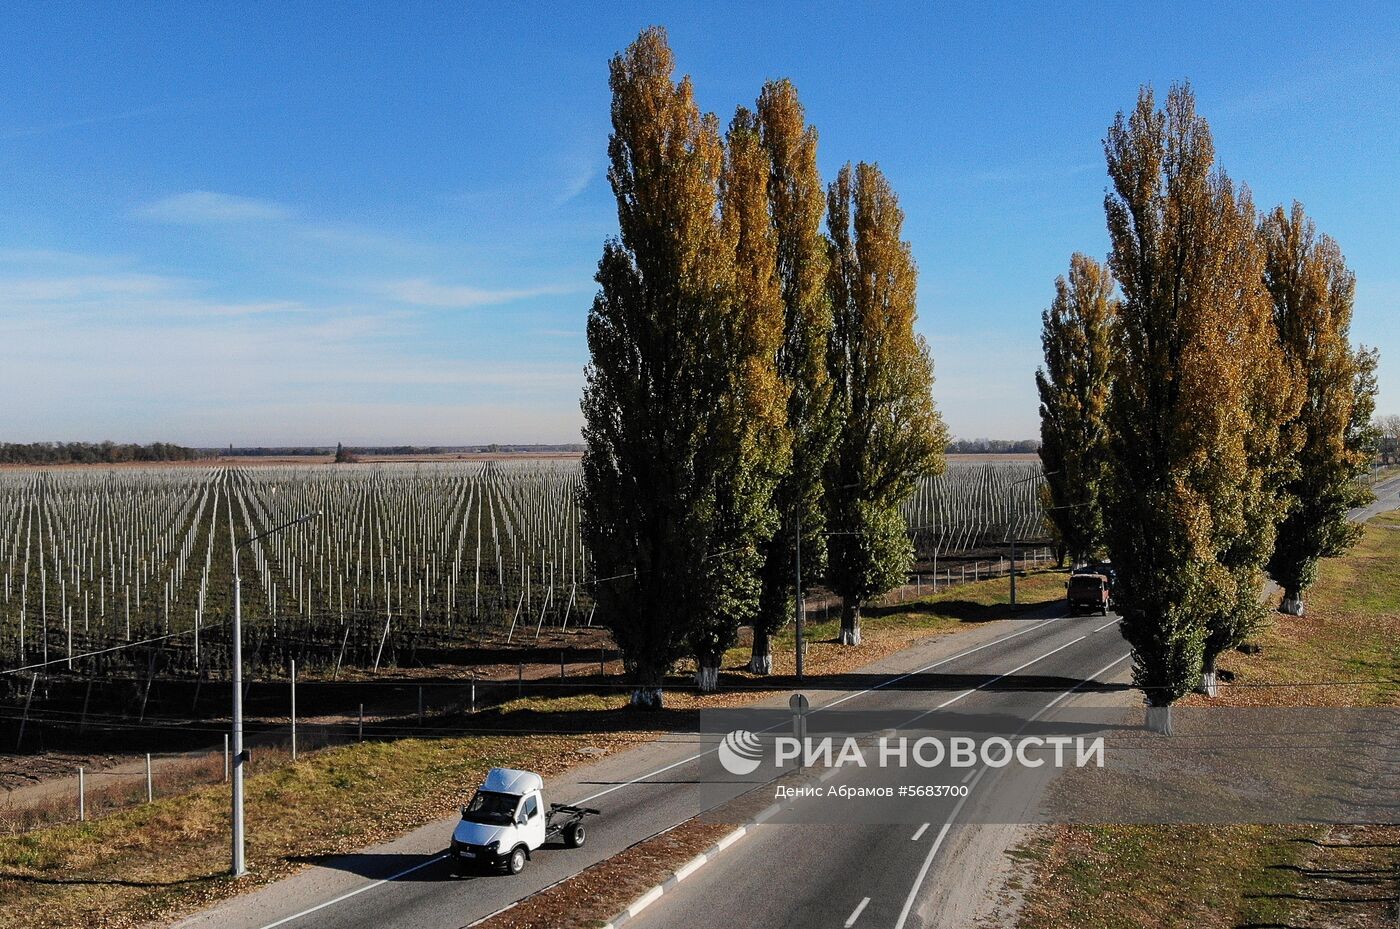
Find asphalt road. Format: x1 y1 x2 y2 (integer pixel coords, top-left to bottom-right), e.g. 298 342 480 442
624 610 1132 929
177 596 1125 929
1354 471 1400 523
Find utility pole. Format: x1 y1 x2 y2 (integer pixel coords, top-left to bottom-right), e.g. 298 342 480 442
231 510 318 877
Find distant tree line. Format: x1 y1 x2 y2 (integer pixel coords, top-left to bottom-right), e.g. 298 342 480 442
211 444 587 456
946 438 1039 455
1035 83 1381 732
1375 415 1400 464
0 441 201 464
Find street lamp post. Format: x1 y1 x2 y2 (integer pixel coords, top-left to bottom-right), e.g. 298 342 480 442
231 510 318 877
1009 471 1058 608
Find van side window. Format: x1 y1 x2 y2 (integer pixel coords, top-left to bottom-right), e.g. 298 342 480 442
523 795 539 820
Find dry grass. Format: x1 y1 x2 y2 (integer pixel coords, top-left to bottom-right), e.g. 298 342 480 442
1011 511 1400 929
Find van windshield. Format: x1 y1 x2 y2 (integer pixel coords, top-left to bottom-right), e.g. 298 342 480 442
462 790 518 825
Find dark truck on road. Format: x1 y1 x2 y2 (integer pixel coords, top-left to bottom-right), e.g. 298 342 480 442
1066 571 1111 616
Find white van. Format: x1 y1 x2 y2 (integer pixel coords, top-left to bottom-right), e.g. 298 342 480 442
449 767 598 874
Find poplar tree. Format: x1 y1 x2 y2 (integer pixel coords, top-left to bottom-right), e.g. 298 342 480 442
749 79 838 674
1102 84 1284 729
1035 254 1116 565
580 28 785 705
1197 186 1302 696
686 106 790 690
1262 203 1376 615
825 162 946 646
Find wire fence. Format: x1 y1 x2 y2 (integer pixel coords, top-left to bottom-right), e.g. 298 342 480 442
0 548 1059 833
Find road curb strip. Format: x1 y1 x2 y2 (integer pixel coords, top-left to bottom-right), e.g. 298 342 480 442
600 824 751 929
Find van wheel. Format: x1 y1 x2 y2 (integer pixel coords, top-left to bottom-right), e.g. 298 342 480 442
564 822 586 848
506 846 526 874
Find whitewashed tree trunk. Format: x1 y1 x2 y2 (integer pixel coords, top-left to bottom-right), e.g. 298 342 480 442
1145 704 1173 735
749 627 773 675
629 687 663 709
838 598 862 646
1279 593 1304 616
695 662 719 692
1195 655 1219 697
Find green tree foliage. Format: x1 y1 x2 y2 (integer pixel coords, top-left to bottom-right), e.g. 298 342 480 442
824 162 946 646
749 79 839 674
1102 84 1295 722
1035 254 1116 565
580 28 787 705
1262 203 1377 615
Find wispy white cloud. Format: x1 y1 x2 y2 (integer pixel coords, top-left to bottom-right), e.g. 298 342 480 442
3 273 181 301
555 158 602 205
138 190 293 224
1 105 166 140
377 277 583 308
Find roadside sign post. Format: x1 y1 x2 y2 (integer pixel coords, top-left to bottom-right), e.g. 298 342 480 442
789 693 809 770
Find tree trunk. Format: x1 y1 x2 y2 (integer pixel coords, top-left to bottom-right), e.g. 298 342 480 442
1279 586 1304 616
1196 654 1219 697
629 687 663 709
629 665 665 709
1144 703 1173 735
838 598 862 646
748 626 773 675
694 658 720 693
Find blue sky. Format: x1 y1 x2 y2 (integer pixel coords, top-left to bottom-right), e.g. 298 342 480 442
1 2 1396 446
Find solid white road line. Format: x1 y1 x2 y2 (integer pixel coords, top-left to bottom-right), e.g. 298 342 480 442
575 749 712 805
891 651 1132 929
255 854 448 929
899 634 1089 729
821 614 1071 712
845 897 872 927
910 822 930 841
1092 617 1120 633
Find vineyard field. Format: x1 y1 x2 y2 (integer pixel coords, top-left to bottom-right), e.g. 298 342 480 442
0 458 1046 682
